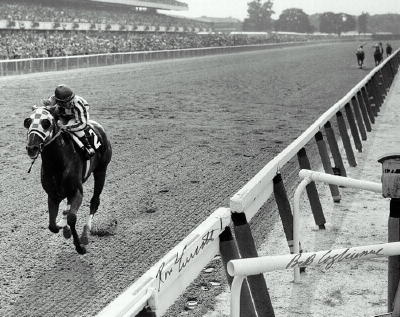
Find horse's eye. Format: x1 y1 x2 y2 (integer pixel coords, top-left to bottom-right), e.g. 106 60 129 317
24 118 32 129
41 119 51 130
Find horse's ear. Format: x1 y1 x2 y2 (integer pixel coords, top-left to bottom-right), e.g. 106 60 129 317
24 118 32 129
41 119 51 130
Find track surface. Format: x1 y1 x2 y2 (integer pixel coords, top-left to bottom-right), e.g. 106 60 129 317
0 42 384 316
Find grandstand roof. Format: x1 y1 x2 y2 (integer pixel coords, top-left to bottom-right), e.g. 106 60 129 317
193 17 241 23
87 0 188 11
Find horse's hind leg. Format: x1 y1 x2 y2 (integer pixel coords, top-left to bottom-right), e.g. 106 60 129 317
81 167 107 245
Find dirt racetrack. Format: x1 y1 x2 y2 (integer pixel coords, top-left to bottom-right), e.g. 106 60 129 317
0 41 393 317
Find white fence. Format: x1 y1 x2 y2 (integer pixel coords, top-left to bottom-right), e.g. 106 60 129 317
95 48 400 316
97 207 231 316
229 49 396 220
0 40 340 77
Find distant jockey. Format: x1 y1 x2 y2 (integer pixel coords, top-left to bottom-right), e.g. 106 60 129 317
42 84 95 158
373 43 383 66
386 43 393 56
355 45 365 68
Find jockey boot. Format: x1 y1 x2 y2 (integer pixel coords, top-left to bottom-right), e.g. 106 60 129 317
78 135 95 158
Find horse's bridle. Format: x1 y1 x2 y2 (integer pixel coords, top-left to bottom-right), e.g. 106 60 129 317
27 120 62 173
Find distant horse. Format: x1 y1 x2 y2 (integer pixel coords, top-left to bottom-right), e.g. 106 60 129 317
374 45 383 66
24 106 112 254
356 47 365 69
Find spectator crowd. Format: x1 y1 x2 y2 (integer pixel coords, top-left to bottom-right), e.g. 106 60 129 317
0 0 333 60
0 31 288 60
0 0 203 29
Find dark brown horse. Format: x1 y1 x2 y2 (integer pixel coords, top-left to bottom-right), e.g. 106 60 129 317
24 106 112 254
374 44 383 66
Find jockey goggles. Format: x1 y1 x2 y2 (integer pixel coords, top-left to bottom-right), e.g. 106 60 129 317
56 97 74 108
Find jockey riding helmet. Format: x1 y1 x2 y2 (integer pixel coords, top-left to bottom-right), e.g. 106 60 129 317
55 85 75 108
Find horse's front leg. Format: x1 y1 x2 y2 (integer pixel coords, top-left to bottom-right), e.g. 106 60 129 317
58 204 72 240
67 188 86 255
48 196 61 233
81 168 107 245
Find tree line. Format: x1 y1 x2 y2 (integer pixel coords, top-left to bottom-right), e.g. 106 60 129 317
242 0 387 35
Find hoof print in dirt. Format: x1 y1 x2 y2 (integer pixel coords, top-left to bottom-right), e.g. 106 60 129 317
91 220 117 237
200 283 209 291
185 297 198 310
144 207 157 214
138 196 157 214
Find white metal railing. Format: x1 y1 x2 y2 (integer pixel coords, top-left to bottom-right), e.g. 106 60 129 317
0 40 341 77
292 170 382 280
227 242 400 317
230 48 399 221
227 171 385 317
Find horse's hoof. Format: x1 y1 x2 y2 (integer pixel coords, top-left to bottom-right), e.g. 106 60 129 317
76 245 86 255
63 226 71 239
48 225 60 234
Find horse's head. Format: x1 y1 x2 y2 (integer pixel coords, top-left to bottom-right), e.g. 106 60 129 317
23 106 58 159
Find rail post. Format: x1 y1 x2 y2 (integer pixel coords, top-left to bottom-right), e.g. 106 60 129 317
137 307 156 316
366 81 379 117
315 132 341 203
370 77 382 113
297 148 326 228
336 111 357 167
351 96 367 140
273 173 304 256
231 212 275 317
324 121 347 177
345 102 362 152
361 86 375 124
219 227 257 317
371 73 385 112
357 90 371 132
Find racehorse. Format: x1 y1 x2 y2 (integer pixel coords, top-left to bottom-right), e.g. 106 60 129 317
356 49 365 69
23 106 112 254
374 44 383 66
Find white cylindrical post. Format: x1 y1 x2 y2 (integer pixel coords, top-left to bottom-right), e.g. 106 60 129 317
228 242 400 277
293 177 311 282
231 275 245 317
298 170 382 193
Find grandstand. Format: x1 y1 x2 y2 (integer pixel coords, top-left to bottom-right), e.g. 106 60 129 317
0 0 353 61
0 0 215 59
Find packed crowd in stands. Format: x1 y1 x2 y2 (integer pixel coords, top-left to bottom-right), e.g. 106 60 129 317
0 0 202 28
0 0 333 60
0 31 289 60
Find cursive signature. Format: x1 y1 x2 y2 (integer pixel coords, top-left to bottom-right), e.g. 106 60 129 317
155 230 215 291
286 247 384 270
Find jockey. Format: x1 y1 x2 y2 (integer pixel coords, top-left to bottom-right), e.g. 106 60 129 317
386 43 393 56
43 85 95 158
355 45 365 68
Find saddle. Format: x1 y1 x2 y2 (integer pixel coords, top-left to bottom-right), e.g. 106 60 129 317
66 123 102 156
84 124 102 151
